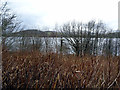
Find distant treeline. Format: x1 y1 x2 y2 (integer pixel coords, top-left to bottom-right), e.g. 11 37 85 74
2 29 120 38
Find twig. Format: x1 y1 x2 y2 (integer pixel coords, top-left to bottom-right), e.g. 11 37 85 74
108 72 120 89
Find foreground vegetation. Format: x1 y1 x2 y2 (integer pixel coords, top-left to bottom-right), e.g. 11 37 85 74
2 51 120 88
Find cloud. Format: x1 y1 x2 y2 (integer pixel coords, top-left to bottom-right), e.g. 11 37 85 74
6 0 120 30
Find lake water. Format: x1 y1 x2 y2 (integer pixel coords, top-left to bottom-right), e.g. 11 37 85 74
2 37 120 56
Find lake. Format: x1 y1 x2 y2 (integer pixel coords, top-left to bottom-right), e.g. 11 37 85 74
2 37 120 56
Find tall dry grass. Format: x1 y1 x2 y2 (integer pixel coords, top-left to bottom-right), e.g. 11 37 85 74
2 51 120 88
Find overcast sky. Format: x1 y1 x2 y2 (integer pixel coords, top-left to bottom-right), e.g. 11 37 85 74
2 0 120 30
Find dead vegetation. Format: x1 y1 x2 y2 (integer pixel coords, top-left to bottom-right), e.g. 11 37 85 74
2 51 120 88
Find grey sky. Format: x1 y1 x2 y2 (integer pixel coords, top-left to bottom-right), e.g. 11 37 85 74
2 0 119 30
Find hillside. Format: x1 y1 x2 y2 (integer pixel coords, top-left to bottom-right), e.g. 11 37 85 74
10 29 59 37
2 29 120 38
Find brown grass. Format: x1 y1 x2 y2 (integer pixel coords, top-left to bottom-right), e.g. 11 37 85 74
2 51 120 88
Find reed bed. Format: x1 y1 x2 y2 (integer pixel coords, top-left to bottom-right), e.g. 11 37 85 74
2 51 120 88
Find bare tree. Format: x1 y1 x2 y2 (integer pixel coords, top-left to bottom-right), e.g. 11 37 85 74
44 37 52 53
60 20 107 56
0 2 23 51
60 21 83 56
31 37 43 51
